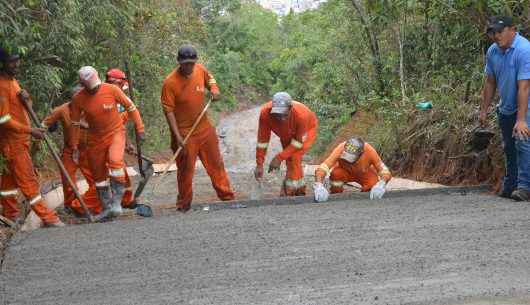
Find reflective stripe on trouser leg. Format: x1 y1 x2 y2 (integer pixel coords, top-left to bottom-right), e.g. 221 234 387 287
285 178 306 189
109 168 126 179
5 146 59 223
95 180 110 188
284 178 306 196
0 189 19 197
330 181 344 187
256 142 269 149
330 180 345 194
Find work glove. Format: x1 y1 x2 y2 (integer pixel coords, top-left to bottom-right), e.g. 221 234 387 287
268 156 282 173
30 128 46 140
313 182 329 203
370 180 386 200
136 132 146 143
17 89 30 102
211 92 221 101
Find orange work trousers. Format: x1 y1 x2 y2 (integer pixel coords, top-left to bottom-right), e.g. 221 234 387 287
173 126 234 210
281 126 318 196
88 128 127 185
329 160 379 193
61 147 92 208
0 143 59 224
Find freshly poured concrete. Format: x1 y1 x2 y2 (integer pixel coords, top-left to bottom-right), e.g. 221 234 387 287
2 192 529 305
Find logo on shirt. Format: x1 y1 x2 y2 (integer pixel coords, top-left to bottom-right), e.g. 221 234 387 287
196 85 205 93
103 104 114 110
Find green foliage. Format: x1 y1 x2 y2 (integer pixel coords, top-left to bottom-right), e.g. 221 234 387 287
3 0 530 170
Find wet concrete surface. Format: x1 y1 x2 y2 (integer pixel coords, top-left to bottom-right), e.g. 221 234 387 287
1 193 530 305
140 106 442 208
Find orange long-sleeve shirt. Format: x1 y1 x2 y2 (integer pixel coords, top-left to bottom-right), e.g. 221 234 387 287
160 64 219 136
256 101 318 165
42 102 89 150
70 83 144 147
315 142 392 182
0 74 32 146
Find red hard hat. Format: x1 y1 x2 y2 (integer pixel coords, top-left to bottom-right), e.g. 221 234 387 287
106 68 126 80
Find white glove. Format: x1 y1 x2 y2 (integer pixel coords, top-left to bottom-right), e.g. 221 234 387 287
370 180 386 200
314 182 329 202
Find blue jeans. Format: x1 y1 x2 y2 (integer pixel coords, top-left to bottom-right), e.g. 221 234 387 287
497 109 530 192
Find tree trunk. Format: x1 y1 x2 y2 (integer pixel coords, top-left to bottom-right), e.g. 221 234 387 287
350 0 387 98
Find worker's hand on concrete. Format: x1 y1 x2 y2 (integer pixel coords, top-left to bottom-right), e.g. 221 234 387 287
370 180 386 200
479 110 488 127
313 182 329 202
254 165 264 180
211 92 221 102
513 120 530 141
30 128 46 140
72 149 80 165
268 156 282 173
17 89 31 102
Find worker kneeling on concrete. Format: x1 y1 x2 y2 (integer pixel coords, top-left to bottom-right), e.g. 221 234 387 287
314 137 392 202
70 66 145 221
254 92 318 196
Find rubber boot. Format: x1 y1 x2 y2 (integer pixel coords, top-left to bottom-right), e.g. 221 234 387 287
110 179 125 217
94 186 113 222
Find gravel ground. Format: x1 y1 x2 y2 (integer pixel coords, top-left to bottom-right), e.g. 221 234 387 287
1 192 529 305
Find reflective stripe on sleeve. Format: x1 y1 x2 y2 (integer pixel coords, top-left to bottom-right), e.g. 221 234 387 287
290 139 303 149
0 114 12 124
127 105 137 112
318 163 330 175
379 162 391 177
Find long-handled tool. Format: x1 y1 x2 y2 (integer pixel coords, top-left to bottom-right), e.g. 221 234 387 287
0 215 15 228
154 99 212 193
18 92 94 222
124 61 154 218
124 61 145 178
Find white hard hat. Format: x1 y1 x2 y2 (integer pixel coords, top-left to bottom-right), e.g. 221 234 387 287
271 92 292 114
78 66 101 90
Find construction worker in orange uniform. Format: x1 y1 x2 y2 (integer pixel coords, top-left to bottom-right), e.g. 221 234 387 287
313 137 392 202
161 44 235 212
41 86 93 214
254 92 319 196
105 68 136 209
64 68 147 217
70 66 145 221
0 47 64 227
